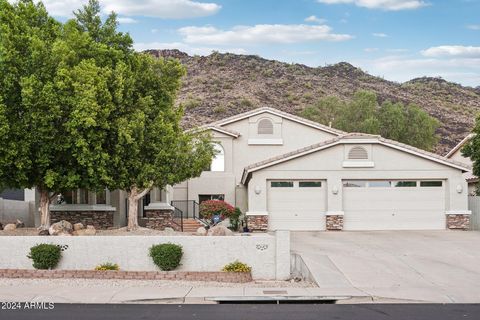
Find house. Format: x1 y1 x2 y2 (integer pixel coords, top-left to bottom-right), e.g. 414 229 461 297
445 134 477 196
45 107 471 231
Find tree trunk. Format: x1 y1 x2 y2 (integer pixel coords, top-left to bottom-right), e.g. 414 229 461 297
38 189 51 230
127 187 151 231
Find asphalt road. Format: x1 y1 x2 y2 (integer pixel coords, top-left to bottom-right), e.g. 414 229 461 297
0 303 479 320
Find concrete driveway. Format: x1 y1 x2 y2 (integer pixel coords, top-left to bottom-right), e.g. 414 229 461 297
292 231 480 303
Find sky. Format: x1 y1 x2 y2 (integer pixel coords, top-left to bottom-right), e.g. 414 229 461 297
41 0 480 87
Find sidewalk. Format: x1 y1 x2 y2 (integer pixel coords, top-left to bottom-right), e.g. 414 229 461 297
0 278 366 304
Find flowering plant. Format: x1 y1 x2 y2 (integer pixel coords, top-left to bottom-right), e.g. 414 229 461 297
199 200 235 220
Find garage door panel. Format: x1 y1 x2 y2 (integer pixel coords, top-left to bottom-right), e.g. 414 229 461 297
268 180 326 231
343 182 445 231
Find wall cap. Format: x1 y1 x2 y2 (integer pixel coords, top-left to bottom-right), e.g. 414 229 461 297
246 211 269 216
144 202 174 211
50 205 116 212
445 210 471 215
326 211 345 216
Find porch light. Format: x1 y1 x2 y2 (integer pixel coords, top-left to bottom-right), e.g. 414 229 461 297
254 186 262 195
332 186 339 195
456 184 463 194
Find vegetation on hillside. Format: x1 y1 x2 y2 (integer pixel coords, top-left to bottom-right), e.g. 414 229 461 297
301 90 439 151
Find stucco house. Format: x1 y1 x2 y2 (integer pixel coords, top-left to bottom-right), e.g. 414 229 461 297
45 107 471 231
445 134 477 196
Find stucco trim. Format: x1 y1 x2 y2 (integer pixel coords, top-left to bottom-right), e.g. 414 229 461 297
246 211 269 216
445 210 472 215
248 138 283 145
326 211 345 216
342 161 375 168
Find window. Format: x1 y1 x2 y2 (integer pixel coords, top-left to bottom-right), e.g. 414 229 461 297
62 189 88 204
258 119 273 135
369 180 392 188
420 181 443 187
343 180 367 187
348 146 368 160
271 181 294 188
299 181 322 187
394 181 417 187
96 189 107 204
199 194 225 203
208 143 225 172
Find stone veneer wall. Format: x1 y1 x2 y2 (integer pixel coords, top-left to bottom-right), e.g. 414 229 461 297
247 215 268 232
326 215 344 231
142 209 180 231
446 214 470 230
51 211 114 230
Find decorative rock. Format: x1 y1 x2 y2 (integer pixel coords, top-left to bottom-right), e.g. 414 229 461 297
38 229 50 236
0 222 3 230
196 226 207 236
207 225 234 236
73 225 96 236
3 224 16 231
15 219 25 228
73 223 84 231
48 220 73 236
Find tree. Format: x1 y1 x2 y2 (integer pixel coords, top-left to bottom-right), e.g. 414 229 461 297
105 53 215 230
462 118 479 194
0 0 133 229
300 90 439 151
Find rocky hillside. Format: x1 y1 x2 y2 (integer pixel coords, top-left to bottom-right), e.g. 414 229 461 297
146 49 480 155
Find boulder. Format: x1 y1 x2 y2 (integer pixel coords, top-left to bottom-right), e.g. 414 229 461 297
207 225 234 236
217 218 231 228
15 219 25 228
163 227 176 234
3 223 16 231
48 220 73 236
195 226 207 236
73 225 96 236
0 222 3 230
38 229 50 236
73 223 84 231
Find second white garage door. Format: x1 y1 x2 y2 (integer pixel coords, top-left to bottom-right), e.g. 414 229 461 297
343 180 446 230
268 180 326 231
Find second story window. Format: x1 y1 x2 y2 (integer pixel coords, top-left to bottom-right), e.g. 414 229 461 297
258 118 273 134
208 143 225 172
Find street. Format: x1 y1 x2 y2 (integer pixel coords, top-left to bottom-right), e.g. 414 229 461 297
0 303 479 320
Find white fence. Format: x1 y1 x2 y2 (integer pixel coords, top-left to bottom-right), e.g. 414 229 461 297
469 196 480 231
0 231 290 280
0 198 35 227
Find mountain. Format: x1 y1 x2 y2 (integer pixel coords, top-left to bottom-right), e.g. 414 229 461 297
146 49 480 155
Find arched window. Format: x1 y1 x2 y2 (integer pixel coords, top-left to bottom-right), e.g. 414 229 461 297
258 118 273 134
348 146 368 160
209 143 225 172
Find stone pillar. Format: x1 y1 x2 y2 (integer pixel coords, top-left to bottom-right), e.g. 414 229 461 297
446 212 471 230
326 212 344 231
246 212 268 232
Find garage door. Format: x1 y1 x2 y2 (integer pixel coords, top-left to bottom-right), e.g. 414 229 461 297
343 180 445 230
268 180 326 231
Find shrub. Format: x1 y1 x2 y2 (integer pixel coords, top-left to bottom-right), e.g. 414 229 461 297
95 262 120 271
27 244 62 270
149 243 183 271
199 200 235 220
222 260 252 273
229 207 242 231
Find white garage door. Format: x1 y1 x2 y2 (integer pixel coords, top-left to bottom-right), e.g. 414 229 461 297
268 180 326 231
343 180 446 230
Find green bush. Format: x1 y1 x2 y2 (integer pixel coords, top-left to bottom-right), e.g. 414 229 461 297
222 260 251 273
95 262 120 271
149 243 183 271
27 244 62 270
229 207 242 231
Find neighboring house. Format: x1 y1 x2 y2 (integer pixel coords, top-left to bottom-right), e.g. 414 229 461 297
38 107 471 231
446 134 477 195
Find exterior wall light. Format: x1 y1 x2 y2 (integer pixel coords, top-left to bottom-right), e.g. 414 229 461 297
254 186 262 195
332 186 339 195
456 184 463 194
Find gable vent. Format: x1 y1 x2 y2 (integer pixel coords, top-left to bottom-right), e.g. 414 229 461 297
258 119 273 134
348 146 368 160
